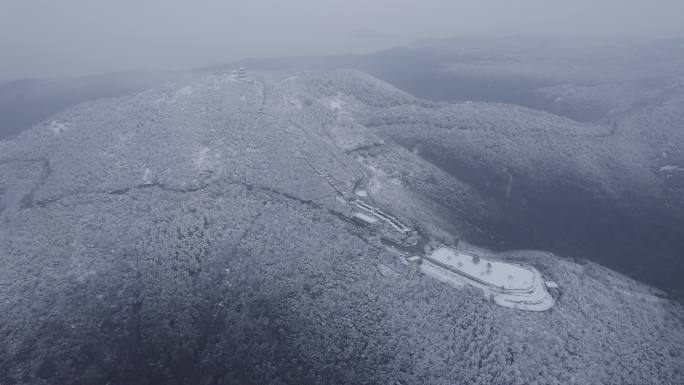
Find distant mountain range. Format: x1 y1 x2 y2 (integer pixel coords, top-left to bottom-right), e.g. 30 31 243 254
0 69 184 139
4 36 684 139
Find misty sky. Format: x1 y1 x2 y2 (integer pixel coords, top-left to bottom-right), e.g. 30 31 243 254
2 0 684 80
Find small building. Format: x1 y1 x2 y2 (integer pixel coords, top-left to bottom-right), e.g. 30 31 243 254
231 67 248 80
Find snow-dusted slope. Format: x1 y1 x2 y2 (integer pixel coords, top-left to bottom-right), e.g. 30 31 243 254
360 94 684 294
0 70 682 385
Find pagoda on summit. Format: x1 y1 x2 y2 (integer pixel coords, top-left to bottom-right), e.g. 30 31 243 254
232 67 248 80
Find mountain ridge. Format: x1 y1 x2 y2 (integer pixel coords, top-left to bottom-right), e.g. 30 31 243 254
0 69 682 384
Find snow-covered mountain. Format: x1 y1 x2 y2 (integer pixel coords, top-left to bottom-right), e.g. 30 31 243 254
0 70 682 384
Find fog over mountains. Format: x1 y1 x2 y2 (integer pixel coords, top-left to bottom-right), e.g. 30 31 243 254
1 37 684 384
3 37 684 291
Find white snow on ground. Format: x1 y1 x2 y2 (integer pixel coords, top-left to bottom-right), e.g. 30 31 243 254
328 96 344 111
48 120 70 134
119 132 134 142
166 86 193 104
280 76 295 83
428 247 534 290
142 167 153 185
286 97 303 110
421 247 555 311
353 212 379 224
192 146 213 170
659 165 684 173
421 261 468 288
363 165 385 194
376 263 399 278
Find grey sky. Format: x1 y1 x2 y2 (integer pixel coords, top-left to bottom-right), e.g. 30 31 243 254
2 0 684 80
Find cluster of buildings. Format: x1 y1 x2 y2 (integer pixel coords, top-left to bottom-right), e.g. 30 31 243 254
349 199 418 248
347 196 557 311
231 67 249 80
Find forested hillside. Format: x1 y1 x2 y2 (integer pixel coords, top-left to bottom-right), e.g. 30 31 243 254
1 70 682 384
